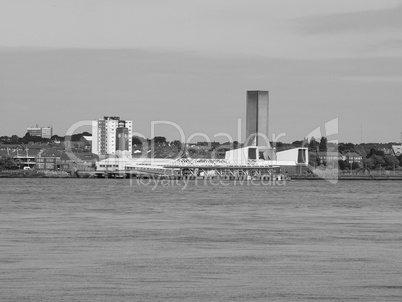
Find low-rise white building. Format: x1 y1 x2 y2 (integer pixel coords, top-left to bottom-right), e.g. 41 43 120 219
224 146 308 168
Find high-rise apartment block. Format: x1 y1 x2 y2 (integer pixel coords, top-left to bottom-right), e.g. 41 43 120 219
91 116 132 156
27 126 53 139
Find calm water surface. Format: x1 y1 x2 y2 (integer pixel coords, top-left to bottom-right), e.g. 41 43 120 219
1 178 402 301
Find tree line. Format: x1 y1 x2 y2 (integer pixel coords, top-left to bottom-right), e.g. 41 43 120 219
0 132 91 144
287 137 402 171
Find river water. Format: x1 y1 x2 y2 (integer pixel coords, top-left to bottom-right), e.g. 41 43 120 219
1 178 402 301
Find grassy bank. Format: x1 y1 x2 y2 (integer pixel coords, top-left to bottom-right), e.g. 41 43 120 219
0 170 71 178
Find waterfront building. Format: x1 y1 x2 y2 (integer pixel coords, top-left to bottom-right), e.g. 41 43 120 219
36 157 57 170
225 145 308 174
91 116 132 156
316 152 345 163
344 151 363 163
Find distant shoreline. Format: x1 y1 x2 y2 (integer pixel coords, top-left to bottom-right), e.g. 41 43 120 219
290 174 402 181
0 170 72 178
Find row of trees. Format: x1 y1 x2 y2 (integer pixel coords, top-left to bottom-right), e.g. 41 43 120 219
274 137 329 152
362 148 400 170
0 157 21 170
132 136 240 159
302 137 402 170
0 132 91 145
310 152 401 171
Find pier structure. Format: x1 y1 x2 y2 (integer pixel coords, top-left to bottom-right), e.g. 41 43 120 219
164 158 280 180
94 157 282 180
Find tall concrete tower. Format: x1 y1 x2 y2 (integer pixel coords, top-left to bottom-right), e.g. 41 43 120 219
116 120 129 152
246 90 269 148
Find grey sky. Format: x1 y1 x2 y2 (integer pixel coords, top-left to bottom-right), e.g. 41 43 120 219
1 0 401 143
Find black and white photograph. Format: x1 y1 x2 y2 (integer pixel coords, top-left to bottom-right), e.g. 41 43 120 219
1 0 402 301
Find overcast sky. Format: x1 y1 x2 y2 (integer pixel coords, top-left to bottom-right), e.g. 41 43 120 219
1 0 401 143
